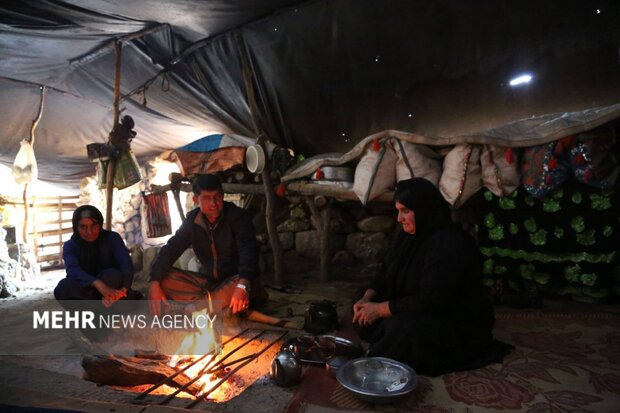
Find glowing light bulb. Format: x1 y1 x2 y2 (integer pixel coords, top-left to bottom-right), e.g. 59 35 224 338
509 74 533 86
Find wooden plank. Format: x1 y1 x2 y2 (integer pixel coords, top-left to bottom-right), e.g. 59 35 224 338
34 241 64 248
27 202 78 209
36 253 62 263
286 182 394 203
25 195 79 201
32 227 73 237
34 219 72 225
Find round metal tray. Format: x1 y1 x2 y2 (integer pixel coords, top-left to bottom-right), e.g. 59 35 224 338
280 335 363 365
336 357 418 404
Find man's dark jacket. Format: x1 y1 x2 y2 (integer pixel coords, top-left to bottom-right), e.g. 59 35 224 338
149 202 258 284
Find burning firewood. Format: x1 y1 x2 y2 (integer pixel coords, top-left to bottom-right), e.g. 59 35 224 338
82 354 203 396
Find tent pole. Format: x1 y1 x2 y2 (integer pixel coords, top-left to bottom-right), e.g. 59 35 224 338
236 31 284 287
22 86 46 243
105 41 122 231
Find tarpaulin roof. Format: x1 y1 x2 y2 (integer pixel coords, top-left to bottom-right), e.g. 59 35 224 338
1 0 619 189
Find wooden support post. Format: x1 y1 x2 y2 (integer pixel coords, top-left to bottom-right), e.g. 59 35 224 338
306 196 332 283
105 41 122 230
260 160 284 286
57 196 63 259
236 30 284 286
22 85 46 243
169 172 186 220
171 190 185 221
22 184 29 243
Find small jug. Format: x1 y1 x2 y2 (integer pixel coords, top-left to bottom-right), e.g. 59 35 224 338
270 350 302 387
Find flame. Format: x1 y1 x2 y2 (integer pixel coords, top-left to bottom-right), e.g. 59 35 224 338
167 306 231 400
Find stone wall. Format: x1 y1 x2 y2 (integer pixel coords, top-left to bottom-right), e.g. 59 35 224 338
0 226 40 297
257 198 396 279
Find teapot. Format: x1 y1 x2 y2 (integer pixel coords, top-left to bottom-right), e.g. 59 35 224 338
303 300 339 334
270 350 302 387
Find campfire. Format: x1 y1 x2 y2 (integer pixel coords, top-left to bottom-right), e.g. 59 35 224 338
82 324 286 408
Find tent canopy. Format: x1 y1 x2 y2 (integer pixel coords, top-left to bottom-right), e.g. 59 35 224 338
1 0 619 188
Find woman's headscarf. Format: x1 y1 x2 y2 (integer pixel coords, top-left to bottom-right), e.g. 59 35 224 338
71 205 104 275
377 178 454 298
394 178 452 241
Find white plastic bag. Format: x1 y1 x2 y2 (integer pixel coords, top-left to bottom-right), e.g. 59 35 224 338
12 139 38 184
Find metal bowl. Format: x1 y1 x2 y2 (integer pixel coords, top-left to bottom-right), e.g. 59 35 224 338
336 357 417 404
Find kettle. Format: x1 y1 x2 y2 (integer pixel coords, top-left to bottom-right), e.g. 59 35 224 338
303 300 339 334
270 350 302 387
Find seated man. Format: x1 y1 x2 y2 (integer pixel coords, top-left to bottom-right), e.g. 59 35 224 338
54 205 134 308
148 174 268 317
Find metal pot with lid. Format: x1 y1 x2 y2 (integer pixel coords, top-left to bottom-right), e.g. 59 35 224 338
270 350 302 387
303 300 339 334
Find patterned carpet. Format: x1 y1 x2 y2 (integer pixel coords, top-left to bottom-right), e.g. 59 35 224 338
285 311 620 413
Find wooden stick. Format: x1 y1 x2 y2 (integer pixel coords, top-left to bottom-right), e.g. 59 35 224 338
105 41 122 230
151 182 395 203
235 30 284 286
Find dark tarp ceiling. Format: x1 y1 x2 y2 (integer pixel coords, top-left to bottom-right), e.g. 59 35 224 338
1 0 619 189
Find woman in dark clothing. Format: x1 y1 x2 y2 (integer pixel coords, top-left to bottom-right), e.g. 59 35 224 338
54 205 134 308
353 178 512 376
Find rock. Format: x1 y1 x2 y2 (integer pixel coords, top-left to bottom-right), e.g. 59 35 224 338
331 250 355 265
129 245 143 273
360 263 383 278
329 218 356 234
346 232 390 264
0 273 17 297
140 246 162 281
125 221 135 233
356 216 395 233
295 230 345 259
290 205 307 220
277 218 310 233
279 231 294 251
174 249 196 271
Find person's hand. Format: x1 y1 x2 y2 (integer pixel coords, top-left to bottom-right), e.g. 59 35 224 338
102 287 127 308
230 282 250 314
352 289 376 323
148 281 168 316
352 301 391 327
93 280 126 308
352 296 370 319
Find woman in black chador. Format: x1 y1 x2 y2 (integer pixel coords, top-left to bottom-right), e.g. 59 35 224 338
352 178 512 376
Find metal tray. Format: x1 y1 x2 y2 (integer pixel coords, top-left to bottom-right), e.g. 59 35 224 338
281 335 364 365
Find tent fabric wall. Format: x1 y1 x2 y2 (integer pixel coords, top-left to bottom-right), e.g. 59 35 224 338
0 0 619 188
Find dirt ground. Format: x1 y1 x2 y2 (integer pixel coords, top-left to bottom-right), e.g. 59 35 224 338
1 257 618 413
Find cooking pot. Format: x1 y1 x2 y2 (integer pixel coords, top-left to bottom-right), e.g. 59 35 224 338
270 350 302 387
303 300 339 334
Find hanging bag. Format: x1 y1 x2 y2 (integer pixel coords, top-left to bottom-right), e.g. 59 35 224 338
12 139 38 184
143 192 172 238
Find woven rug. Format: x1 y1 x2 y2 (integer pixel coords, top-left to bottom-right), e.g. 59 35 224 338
284 311 620 413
